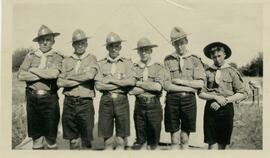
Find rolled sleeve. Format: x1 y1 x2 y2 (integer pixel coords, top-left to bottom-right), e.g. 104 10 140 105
125 60 136 79
18 53 32 72
154 67 166 88
232 70 246 94
163 60 172 90
93 63 102 81
193 58 206 81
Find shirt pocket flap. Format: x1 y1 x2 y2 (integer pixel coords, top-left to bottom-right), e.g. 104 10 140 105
169 65 179 72
222 76 233 82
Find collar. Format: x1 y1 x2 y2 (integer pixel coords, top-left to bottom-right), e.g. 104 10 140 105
71 52 89 60
137 59 154 68
35 48 54 57
210 62 231 70
170 50 191 59
106 55 123 63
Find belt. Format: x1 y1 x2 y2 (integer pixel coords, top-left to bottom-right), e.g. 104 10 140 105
136 96 159 104
26 87 54 96
65 96 92 103
168 91 195 97
103 91 126 98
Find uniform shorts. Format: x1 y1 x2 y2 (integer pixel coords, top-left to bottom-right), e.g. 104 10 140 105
134 96 162 145
25 88 60 144
165 92 197 133
62 96 95 146
98 93 130 138
204 100 234 145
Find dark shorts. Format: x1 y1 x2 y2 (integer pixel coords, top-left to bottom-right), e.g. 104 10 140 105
204 100 234 145
165 92 197 133
62 96 95 145
25 88 60 144
134 96 162 145
98 93 130 138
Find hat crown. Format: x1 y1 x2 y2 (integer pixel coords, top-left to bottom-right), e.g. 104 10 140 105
38 25 54 37
170 26 187 41
72 29 87 42
106 32 122 44
137 37 152 48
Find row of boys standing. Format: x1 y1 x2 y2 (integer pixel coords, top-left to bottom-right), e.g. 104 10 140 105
18 25 247 150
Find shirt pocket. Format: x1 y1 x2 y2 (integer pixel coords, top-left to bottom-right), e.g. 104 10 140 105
168 64 180 79
183 66 193 79
221 75 233 91
147 72 156 82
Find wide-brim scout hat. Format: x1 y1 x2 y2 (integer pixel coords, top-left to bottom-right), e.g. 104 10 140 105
104 32 126 46
203 42 232 59
133 37 158 50
33 25 60 42
72 29 91 43
170 26 190 43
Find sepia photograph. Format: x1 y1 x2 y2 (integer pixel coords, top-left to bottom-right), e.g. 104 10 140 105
1 0 269 157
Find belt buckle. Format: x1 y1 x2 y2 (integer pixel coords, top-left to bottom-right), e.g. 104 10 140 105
74 97 80 102
111 93 118 98
36 90 47 95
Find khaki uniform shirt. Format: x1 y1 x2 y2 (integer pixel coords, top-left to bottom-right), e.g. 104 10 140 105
164 52 205 91
18 49 63 91
202 63 246 97
96 56 136 94
133 61 166 97
59 53 99 98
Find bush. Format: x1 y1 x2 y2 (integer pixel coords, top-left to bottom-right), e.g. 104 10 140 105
12 48 34 72
239 52 263 77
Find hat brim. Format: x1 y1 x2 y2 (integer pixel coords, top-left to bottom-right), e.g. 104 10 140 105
171 33 191 43
103 40 126 46
32 32 60 42
132 44 158 50
203 42 232 59
71 37 91 43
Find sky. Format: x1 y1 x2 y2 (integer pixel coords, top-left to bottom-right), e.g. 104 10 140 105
12 0 263 67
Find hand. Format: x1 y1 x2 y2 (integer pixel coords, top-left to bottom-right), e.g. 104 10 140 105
172 78 184 85
102 76 114 84
215 96 228 106
136 81 143 87
28 67 38 73
210 102 221 111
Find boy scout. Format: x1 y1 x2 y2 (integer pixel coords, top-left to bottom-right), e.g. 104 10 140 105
129 37 165 150
199 42 247 150
17 25 63 149
163 26 205 149
95 32 136 150
57 29 99 149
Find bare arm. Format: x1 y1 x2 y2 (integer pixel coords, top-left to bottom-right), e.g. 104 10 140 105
109 78 136 87
67 68 97 82
172 78 204 89
95 81 120 91
30 68 60 79
136 81 162 92
57 77 80 88
226 93 247 103
164 81 197 93
17 70 40 81
198 91 217 100
129 87 145 95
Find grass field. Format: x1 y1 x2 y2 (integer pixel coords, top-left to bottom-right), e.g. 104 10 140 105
12 73 263 149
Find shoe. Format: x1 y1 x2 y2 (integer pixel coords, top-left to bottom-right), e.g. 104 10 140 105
131 142 145 150
47 143 58 150
32 136 44 149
